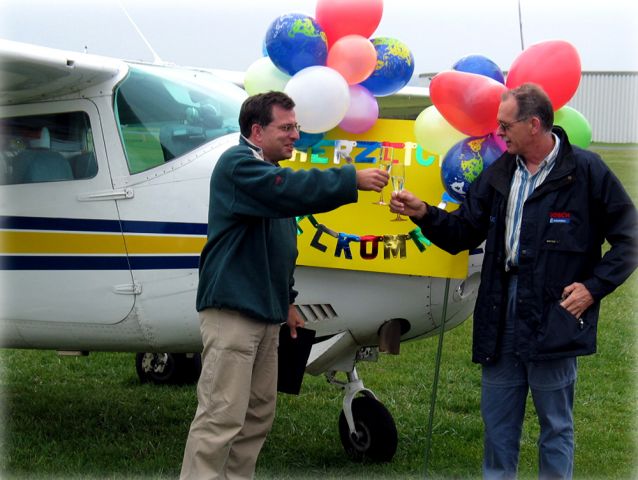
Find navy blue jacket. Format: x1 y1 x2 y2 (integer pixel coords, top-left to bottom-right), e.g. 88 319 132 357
415 127 638 364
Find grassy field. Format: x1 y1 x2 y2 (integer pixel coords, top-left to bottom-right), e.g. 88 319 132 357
1 145 636 479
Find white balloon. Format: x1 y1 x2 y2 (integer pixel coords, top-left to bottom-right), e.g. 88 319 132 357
244 57 290 95
284 66 350 133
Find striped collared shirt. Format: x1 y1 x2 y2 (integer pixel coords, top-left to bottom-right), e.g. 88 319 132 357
504 133 560 270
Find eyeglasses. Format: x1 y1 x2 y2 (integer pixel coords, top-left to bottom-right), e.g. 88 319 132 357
497 118 528 132
272 123 301 133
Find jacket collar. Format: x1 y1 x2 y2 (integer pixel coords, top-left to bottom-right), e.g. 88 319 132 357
240 135 264 159
239 135 281 166
488 126 575 195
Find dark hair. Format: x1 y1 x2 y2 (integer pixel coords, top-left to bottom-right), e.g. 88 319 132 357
238 91 296 137
502 83 554 131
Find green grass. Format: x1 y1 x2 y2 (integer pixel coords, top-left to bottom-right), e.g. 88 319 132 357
1 145 637 479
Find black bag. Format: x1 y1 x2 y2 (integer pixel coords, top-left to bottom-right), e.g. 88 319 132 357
277 325 316 395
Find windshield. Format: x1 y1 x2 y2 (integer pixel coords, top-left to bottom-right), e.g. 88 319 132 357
114 65 246 174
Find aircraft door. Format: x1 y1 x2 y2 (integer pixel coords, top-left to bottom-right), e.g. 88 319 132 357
0 100 135 325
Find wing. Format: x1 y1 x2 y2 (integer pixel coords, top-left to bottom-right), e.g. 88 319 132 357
0 39 125 106
378 85 431 120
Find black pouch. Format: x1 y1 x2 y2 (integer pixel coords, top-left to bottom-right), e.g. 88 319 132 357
277 325 316 395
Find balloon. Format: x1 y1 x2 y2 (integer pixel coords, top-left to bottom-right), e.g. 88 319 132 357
414 105 467 156
285 66 350 133
506 40 581 110
265 13 328 76
244 57 291 95
338 85 379 134
315 0 383 46
360 37 415 97
554 106 592 148
430 70 507 137
479 134 506 170
441 135 505 202
295 131 326 151
452 54 504 84
491 131 508 152
327 35 377 85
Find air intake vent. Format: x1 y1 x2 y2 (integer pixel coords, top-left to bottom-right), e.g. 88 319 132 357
295 304 338 323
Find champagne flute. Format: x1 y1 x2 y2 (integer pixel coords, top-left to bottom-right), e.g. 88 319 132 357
390 160 406 221
372 146 393 205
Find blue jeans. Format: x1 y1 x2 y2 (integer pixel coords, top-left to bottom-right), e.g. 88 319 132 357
481 275 577 480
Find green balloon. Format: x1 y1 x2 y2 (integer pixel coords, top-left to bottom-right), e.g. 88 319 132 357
554 106 592 148
244 57 291 96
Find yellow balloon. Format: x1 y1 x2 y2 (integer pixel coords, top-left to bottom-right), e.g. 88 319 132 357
414 105 467 156
244 57 291 95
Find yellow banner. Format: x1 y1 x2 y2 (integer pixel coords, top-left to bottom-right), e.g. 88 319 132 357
282 119 468 279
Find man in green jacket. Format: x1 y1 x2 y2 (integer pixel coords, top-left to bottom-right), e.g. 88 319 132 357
180 91 389 479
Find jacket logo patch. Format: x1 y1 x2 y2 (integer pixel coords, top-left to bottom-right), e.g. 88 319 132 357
549 211 570 224
274 175 283 186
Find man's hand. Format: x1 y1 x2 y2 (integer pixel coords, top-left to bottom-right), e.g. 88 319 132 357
287 304 305 339
560 282 594 319
356 168 389 192
389 190 428 220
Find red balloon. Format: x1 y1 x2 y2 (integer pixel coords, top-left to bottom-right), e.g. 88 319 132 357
327 34 377 85
506 40 581 110
430 70 507 137
316 0 383 46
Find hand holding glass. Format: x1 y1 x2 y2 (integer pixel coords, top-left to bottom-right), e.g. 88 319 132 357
373 146 393 205
390 161 406 221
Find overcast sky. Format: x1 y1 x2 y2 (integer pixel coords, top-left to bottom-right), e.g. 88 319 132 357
1 0 637 79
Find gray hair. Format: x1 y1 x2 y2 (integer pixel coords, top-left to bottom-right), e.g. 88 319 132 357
502 83 554 131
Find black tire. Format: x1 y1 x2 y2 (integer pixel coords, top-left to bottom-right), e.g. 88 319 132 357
135 352 201 385
338 396 398 462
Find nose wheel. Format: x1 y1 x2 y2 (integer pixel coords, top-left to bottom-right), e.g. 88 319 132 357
338 396 397 462
330 367 398 463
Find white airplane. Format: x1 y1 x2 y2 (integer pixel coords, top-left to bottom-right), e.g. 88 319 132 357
0 39 482 462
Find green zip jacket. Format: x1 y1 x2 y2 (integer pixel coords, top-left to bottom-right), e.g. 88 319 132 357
196 136 358 323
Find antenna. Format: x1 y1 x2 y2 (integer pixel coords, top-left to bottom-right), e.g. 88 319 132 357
118 1 163 64
518 0 525 50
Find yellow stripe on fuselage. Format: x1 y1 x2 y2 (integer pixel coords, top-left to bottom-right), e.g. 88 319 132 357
0 231 205 255
124 234 205 254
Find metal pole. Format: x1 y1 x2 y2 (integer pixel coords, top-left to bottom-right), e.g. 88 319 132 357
423 277 451 477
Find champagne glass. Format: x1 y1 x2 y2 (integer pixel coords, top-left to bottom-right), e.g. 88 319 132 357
372 146 393 205
390 160 406 221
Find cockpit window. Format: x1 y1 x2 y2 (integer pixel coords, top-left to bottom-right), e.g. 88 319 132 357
114 65 246 174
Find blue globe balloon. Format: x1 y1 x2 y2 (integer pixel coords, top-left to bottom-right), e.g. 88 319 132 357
441 135 504 202
265 13 328 76
294 131 325 151
360 37 415 97
452 54 505 84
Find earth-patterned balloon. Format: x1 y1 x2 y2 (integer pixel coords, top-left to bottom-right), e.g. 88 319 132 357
441 135 504 202
360 37 414 97
265 13 328 76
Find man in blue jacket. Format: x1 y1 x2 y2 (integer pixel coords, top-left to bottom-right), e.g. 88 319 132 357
180 91 389 480
390 83 637 479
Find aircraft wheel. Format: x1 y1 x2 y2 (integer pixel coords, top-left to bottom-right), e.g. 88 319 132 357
135 352 201 385
338 396 398 462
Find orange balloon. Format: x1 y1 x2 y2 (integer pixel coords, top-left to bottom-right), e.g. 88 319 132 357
430 70 507 137
506 40 581 110
316 0 383 46
327 35 377 85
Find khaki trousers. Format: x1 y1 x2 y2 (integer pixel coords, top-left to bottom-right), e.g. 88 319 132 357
180 308 280 480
